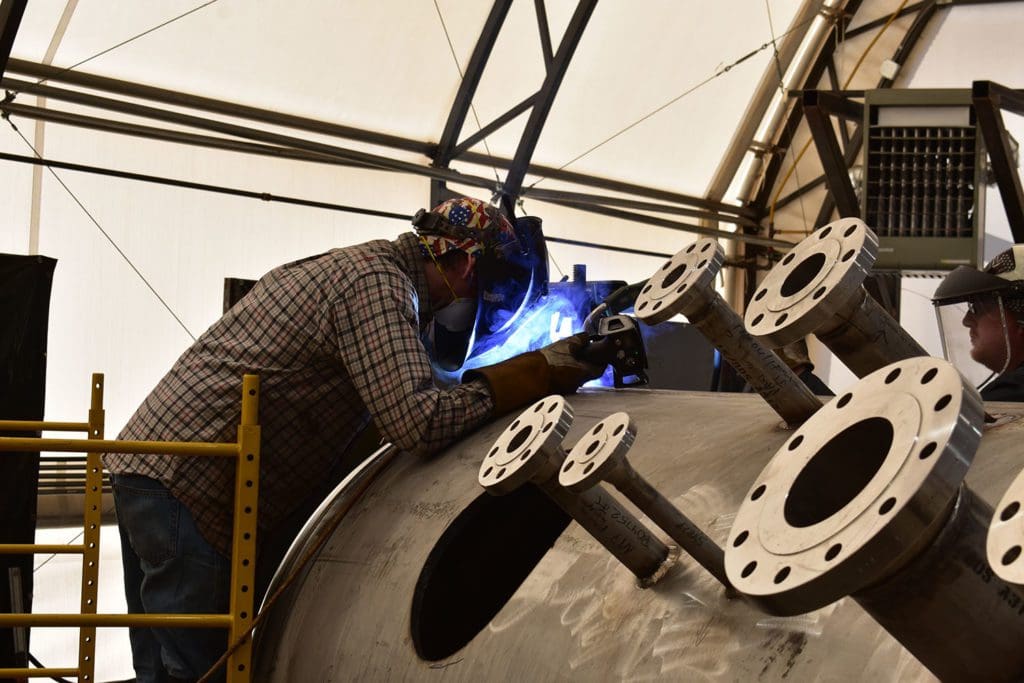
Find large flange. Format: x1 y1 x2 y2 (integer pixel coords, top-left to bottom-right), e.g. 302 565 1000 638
634 237 723 325
988 470 1024 585
724 356 984 615
478 395 573 495
744 218 877 349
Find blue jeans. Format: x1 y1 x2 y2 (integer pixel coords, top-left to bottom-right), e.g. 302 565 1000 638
112 473 230 682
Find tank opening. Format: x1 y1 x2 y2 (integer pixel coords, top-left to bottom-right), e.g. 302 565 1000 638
784 417 893 528
781 252 827 297
410 484 571 661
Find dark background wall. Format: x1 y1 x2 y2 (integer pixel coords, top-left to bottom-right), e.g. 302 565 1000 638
0 253 57 670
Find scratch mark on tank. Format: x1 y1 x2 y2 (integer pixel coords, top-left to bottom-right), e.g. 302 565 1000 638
428 657 463 669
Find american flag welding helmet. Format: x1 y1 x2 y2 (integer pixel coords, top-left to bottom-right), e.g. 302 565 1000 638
412 196 548 369
412 197 520 261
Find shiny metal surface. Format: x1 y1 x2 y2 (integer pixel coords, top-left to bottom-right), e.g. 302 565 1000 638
478 395 574 494
815 288 930 378
724 357 1024 681
988 465 1024 584
258 442 398 613
636 238 821 426
745 219 927 377
726 357 984 615
559 411 729 587
252 388 1024 681
745 218 876 348
480 396 671 585
634 238 722 325
857 485 1024 683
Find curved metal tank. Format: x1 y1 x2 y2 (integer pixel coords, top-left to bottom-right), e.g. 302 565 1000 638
252 388 1024 681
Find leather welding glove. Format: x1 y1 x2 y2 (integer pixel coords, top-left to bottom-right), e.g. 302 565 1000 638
464 333 607 417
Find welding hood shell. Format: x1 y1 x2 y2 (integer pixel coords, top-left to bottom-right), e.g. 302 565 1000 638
433 216 548 371
932 266 1013 306
475 216 548 338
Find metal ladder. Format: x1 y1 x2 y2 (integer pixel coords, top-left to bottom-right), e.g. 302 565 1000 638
0 373 261 682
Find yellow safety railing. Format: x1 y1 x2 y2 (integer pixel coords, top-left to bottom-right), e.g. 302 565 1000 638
0 373 261 682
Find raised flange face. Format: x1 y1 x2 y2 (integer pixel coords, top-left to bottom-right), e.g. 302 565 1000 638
558 412 635 492
478 395 573 495
634 238 724 325
744 218 878 349
724 356 984 615
988 470 1024 585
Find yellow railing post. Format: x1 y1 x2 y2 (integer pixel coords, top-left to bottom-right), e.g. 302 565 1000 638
226 375 260 682
78 373 104 682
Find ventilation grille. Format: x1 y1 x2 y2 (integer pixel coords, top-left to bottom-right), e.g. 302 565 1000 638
865 125 977 238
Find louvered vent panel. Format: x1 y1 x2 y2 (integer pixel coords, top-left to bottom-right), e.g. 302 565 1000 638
866 126 977 238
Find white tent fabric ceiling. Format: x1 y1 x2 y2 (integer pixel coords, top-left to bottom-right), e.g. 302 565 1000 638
2 0 1022 427
9 1 801 193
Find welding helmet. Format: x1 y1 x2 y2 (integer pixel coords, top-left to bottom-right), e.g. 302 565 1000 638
932 245 1024 386
413 196 547 370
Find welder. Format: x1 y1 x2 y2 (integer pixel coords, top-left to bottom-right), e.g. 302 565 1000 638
102 196 606 682
932 244 1024 400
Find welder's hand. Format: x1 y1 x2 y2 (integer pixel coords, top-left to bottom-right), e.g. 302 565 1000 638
462 333 608 417
537 333 607 388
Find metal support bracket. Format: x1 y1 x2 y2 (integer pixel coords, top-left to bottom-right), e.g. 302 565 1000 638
972 80 1024 243
0 0 28 81
803 90 863 219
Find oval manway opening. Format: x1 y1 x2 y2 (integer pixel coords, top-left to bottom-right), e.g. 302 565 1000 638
410 483 570 661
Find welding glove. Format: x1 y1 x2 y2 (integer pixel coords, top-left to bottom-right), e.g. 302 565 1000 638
464 333 607 417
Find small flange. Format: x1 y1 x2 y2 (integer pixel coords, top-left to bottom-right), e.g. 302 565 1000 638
988 470 1024 585
478 395 573 495
724 356 984 615
744 218 877 349
558 412 635 492
634 237 724 325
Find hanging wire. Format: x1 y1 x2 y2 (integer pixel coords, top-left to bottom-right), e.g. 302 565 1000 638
4 122 197 341
26 1 221 89
432 0 503 186
0 0 224 353
524 12 820 191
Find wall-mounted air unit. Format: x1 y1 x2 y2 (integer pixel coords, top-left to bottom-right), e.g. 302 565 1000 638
863 89 985 270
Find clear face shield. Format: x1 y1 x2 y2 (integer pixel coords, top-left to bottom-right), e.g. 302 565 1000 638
934 293 1014 389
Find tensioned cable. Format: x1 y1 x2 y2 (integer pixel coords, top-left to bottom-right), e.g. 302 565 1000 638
0 2 220 357
23 0 220 90
524 12 820 192
432 0 502 186
1 0 224 350
3 121 198 341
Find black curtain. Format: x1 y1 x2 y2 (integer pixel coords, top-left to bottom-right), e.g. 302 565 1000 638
0 254 56 670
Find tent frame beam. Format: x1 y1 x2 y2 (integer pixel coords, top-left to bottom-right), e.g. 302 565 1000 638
3 58 747 219
502 0 597 198
0 0 26 81
973 80 1024 242
430 0 514 205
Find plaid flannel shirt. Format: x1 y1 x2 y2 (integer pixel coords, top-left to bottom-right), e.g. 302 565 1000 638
104 233 495 556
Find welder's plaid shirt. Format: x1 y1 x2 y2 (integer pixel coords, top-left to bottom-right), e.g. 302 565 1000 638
104 233 494 556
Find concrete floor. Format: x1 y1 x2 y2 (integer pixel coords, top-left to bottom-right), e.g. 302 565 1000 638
29 524 134 681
